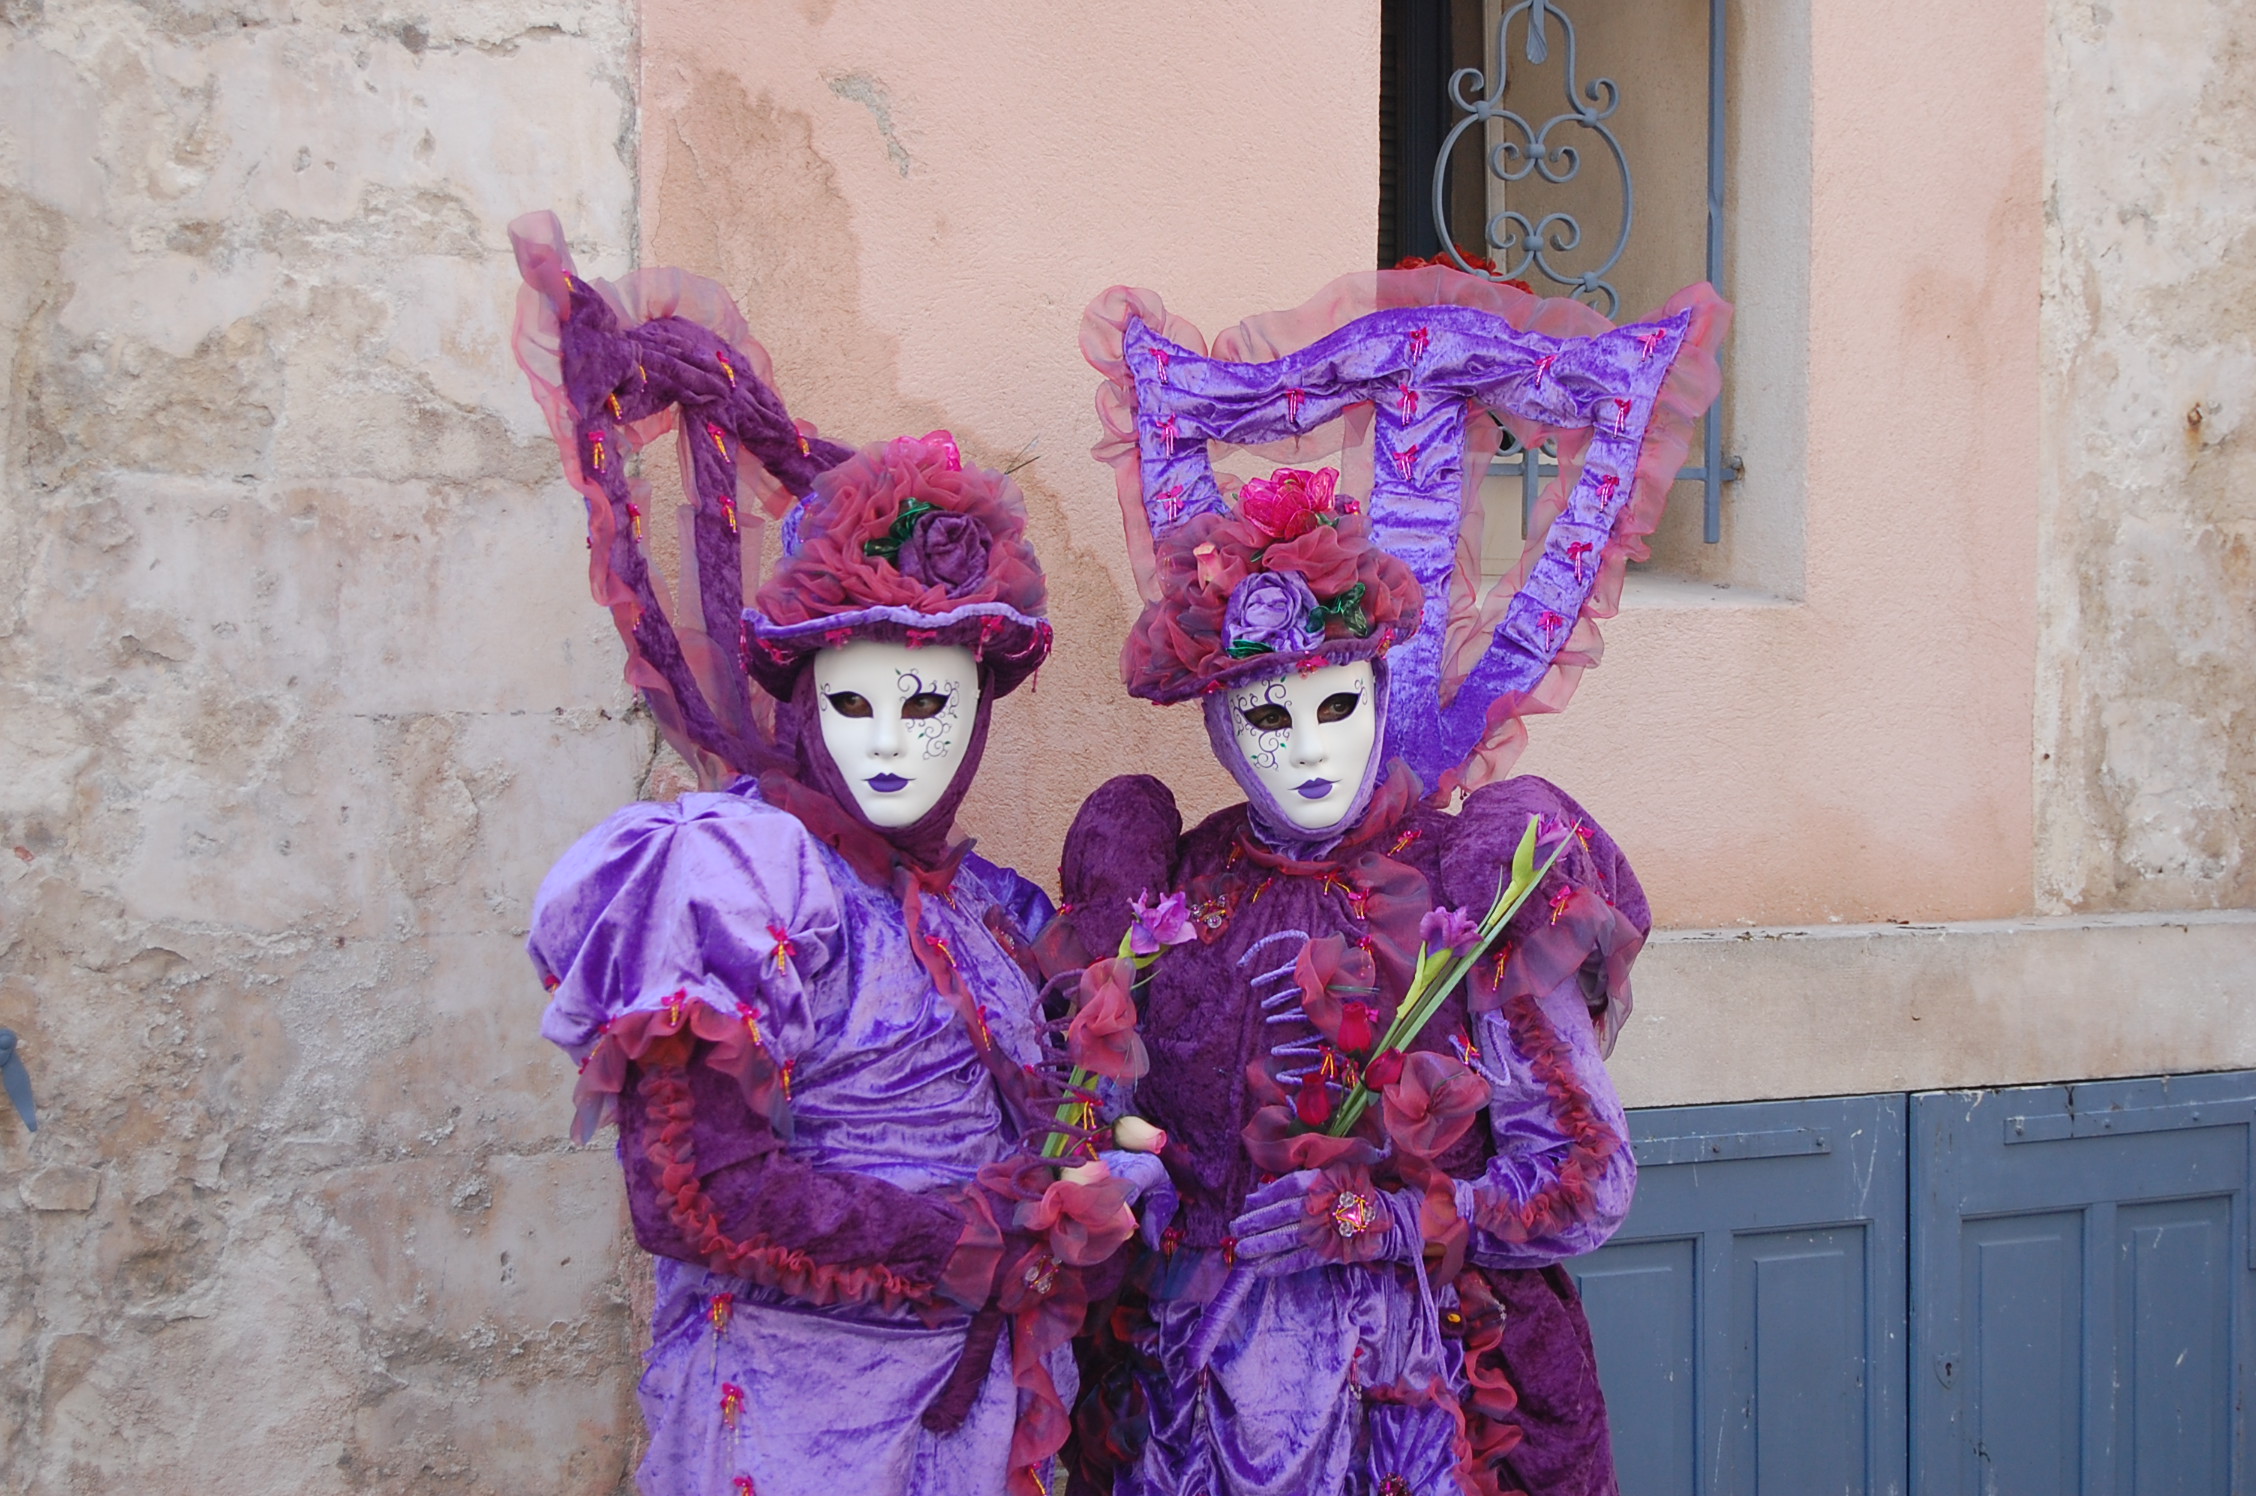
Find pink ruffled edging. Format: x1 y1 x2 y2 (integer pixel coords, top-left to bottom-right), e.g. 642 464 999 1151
1082 267 1730 791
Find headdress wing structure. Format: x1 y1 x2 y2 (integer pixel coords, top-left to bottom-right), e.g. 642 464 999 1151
509 210 855 788
1085 268 1729 794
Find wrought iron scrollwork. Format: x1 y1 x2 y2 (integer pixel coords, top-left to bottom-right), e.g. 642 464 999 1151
1434 0 1631 316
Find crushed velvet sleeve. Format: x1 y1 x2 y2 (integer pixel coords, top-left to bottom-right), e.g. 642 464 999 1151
615 1049 966 1292
1455 980 1636 1268
965 850 1059 937
1058 774 1183 962
1436 776 1646 1266
528 789 964 1304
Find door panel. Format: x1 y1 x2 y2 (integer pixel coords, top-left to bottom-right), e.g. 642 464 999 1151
1962 1213 2082 1495
1741 1231 1866 1495
1574 1094 1907 1496
1910 1072 2256 1496
2117 1196 2232 1496
1578 1237 1699 1496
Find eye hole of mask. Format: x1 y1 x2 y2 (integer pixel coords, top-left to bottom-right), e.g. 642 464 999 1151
1240 703 1292 733
1315 691 1361 724
825 691 873 719
901 691 950 721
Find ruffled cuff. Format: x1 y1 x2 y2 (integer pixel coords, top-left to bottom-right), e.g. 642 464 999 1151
570 994 789 1145
1455 975 1634 1268
614 1030 963 1311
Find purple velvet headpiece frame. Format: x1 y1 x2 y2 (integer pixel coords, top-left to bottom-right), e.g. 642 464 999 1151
1090 271 1730 791
512 211 857 786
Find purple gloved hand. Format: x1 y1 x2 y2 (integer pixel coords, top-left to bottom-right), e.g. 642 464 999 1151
1226 1168 1418 1278
1100 1149 1180 1247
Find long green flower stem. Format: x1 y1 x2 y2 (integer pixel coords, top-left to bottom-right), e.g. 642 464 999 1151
1326 815 1565 1138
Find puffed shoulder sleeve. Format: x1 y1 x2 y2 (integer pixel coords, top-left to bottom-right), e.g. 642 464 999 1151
1437 777 1646 1267
1439 775 1650 1053
528 789 844 1142
530 790 972 1305
530 789 844 1056
1058 774 1183 961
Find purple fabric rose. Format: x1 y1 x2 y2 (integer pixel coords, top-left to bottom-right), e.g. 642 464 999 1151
896 510 993 597
1223 569 1320 656
1128 889 1197 956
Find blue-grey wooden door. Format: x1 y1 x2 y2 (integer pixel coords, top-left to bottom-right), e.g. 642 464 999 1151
1909 1072 2256 1496
1572 1093 1909 1496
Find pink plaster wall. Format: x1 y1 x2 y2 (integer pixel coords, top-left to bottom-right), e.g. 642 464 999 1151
636 0 2042 927
1506 0 2045 925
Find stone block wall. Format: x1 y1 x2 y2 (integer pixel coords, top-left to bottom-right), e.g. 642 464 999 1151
0 3 648 1490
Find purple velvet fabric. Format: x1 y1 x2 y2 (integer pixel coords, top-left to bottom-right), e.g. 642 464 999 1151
614 1041 966 1279
1058 773 1641 1496
1118 306 1689 785
898 510 995 595
530 786 1065 1496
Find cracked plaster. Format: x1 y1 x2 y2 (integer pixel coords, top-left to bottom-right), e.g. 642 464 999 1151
2039 0 2256 913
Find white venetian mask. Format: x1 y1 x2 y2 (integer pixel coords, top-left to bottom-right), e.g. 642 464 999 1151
1225 660 1379 832
812 639 981 827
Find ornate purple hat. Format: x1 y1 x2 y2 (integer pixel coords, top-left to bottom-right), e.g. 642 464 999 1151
509 212 1051 788
745 430 1050 701
1084 265 1730 796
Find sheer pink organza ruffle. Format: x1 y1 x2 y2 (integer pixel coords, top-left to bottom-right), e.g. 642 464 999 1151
1083 268 1731 791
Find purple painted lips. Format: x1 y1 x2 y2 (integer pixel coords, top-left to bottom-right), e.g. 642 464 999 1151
867 774 910 794
1295 778 1335 800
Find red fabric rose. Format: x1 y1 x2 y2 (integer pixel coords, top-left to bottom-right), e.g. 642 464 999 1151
1239 466 1342 540
1380 1050 1489 1161
1294 934 1381 1048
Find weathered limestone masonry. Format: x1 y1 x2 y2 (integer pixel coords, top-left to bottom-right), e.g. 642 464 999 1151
2039 0 2256 915
0 3 648 1490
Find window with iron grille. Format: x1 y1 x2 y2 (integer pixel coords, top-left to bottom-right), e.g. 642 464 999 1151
1382 0 1774 589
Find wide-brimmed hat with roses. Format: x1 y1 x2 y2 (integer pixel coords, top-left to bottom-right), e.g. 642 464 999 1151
746 430 1052 699
1122 464 1422 703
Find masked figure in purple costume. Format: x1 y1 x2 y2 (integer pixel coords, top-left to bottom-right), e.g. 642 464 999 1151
1059 269 1731 1496
505 213 1155 1496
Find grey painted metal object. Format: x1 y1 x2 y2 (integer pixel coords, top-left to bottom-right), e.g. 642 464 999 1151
1434 0 1632 315
1573 1093 1910 1495
0 1028 34 1132
1441 0 1737 543
1911 1072 2256 1494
